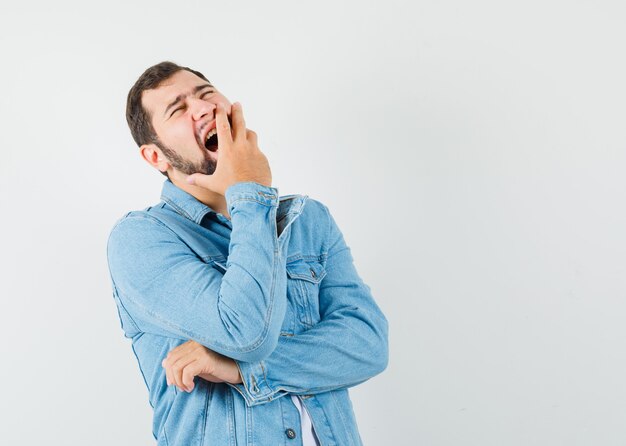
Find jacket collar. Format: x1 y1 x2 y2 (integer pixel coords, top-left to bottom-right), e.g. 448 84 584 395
159 179 309 226
160 179 216 224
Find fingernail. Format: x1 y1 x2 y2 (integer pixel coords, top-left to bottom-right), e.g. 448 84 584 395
186 176 194 185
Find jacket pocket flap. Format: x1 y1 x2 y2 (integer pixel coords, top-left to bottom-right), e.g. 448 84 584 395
286 260 326 283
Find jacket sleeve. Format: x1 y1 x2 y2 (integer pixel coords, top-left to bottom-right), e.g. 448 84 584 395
106 182 292 362
228 202 389 406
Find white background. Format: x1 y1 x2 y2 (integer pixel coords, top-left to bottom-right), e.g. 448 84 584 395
1 0 625 445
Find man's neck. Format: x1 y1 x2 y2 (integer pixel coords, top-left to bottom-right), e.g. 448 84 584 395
170 176 230 220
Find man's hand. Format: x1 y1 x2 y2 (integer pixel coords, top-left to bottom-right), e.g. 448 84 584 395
186 102 272 195
161 340 243 393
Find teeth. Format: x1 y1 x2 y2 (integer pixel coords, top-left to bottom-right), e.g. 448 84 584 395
206 128 217 141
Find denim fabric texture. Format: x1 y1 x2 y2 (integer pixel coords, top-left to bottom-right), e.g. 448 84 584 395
106 180 389 446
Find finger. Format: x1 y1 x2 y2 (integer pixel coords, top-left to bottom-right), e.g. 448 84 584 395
182 361 205 392
186 171 218 190
215 102 233 148
246 129 257 145
171 354 198 392
162 357 174 386
163 341 194 370
230 102 246 141
163 341 198 387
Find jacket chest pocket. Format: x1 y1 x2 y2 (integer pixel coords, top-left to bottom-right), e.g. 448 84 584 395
282 259 327 334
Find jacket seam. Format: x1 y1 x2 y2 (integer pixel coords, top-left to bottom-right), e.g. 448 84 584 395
200 382 213 446
228 197 277 208
161 196 198 221
113 287 141 333
331 390 354 446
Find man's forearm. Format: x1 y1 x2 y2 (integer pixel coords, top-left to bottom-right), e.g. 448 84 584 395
229 201 389 406
230 307 388 406
107 183 306 363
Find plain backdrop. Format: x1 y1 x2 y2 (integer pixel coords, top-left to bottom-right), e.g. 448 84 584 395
1 0 625 445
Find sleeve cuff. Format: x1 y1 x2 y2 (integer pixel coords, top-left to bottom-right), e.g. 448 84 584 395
227 360 287 407
225 182 279 210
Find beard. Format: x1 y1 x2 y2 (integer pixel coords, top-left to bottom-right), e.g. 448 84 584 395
157 139 217 176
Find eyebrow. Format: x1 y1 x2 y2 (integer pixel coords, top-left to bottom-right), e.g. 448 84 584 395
163 84 214 117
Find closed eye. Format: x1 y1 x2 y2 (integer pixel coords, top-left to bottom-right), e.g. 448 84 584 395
170 105 185 117
168 89 215 118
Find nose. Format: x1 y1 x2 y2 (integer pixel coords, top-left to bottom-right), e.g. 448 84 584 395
190 97 215 121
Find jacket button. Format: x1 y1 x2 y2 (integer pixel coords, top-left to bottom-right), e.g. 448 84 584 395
285 428 297 439
310 269 316 278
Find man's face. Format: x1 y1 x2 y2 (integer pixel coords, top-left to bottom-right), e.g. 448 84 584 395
142 70 232 176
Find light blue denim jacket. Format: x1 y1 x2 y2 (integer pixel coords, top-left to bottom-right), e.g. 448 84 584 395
106 180 389 446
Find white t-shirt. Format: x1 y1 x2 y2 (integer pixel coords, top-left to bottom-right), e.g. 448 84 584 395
291 395 320 446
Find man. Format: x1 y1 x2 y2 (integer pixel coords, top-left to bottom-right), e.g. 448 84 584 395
107 61 389 446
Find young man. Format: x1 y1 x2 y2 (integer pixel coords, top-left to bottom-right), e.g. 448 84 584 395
107 61 389 445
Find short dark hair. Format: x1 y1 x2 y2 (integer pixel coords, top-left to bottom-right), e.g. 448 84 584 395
125 61 210 177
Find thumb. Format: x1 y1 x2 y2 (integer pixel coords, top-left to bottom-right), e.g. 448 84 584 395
186 173 200 185
186 173 213 188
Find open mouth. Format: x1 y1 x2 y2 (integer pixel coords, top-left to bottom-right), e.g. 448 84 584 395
202 115 232 153
204 128 218 152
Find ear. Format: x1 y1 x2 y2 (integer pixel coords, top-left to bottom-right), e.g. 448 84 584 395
140 143 170 174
